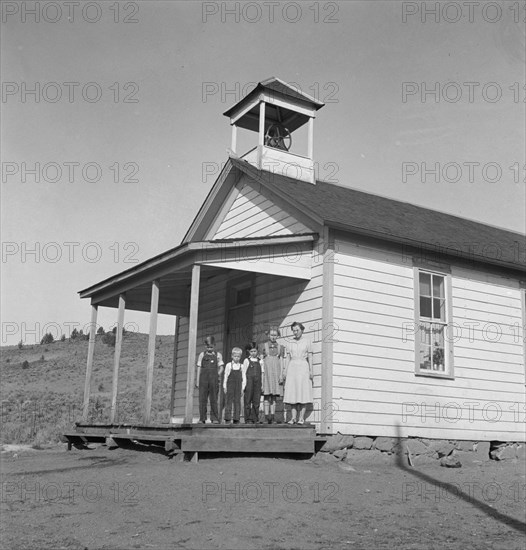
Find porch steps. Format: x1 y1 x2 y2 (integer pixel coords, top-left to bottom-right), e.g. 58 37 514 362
182 425 315 453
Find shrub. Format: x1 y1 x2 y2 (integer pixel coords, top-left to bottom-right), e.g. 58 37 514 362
40 333 54 345
97 326 105 335
18 340 23 350
102 331 116 347
71 328 79 340
22 360 29 369
60 334 66 342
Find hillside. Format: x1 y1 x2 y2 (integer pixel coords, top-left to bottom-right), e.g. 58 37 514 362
0 333 175 445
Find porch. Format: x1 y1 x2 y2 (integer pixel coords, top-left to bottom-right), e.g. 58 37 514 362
62 422 323 459
66 233 334 455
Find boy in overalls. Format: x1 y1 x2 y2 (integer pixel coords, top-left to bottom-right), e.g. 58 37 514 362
242 342 264 424
223 347 246 424
195 336 224 423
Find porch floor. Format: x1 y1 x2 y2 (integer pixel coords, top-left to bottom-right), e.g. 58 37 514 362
63 422 325 456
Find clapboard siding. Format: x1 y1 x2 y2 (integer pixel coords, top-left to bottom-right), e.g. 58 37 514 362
332 236 526 441
332 355 525 384
213 176 310 239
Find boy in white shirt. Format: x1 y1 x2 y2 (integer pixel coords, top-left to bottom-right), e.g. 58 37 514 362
223 347 246 424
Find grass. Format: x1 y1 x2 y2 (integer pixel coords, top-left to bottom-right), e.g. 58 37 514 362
0 333 175 445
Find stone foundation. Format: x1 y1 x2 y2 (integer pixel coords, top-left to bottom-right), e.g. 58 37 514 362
318 435 525 467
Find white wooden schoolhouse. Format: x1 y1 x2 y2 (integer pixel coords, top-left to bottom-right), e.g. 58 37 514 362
76 77 526 447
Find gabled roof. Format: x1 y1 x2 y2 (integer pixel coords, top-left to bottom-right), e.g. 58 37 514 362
230 158 526 273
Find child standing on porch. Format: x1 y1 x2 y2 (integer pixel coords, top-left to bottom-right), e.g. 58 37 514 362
223 347 246 424
242 342 264 424
260 326 286 424
195 336 224 424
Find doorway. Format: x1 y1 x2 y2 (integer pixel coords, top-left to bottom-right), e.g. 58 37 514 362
220 274 255 421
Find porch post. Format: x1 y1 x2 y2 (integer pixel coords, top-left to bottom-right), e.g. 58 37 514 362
231 124 237 154
144 279 160 424
184 264 201 423
169 315 180 419
320 227 334 434
257 101 265 169
110 293 126 423
307 117 314 159
82 304 98 421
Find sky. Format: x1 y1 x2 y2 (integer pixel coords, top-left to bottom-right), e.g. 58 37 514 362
1 0 525 346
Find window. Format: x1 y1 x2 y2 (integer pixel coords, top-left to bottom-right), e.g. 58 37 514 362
414 268 453 378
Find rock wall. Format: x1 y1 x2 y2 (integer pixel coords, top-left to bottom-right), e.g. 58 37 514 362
318 434 525 467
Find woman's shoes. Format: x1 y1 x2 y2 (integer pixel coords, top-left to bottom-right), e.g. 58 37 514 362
287 419 296 425
297 419 304 425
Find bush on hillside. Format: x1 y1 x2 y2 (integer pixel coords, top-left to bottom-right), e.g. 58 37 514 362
102 331 116 347
40 333 54 345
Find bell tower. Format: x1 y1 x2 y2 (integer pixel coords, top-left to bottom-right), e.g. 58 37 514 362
223 77 325 184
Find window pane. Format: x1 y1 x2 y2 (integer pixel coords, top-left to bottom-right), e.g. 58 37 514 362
432 324 445 347
432 325 445 371
420 346 432 370
420 296 432 318
419 272 431 296
236 287 251 305
433 298 445 321
420 323 431 345
432 275 444 299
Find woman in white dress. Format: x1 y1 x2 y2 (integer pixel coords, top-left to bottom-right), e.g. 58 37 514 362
283 321 313 424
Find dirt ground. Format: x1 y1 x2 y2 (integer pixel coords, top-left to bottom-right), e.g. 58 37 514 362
1 444 525 550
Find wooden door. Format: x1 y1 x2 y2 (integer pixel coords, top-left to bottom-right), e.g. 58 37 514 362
221 276 254 421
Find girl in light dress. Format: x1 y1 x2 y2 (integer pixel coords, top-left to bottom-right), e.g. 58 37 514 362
260 326 286 424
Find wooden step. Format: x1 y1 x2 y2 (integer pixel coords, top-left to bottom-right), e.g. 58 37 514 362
181 435 314 453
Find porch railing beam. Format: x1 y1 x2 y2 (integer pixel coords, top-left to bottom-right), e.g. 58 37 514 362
184 264 201 423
